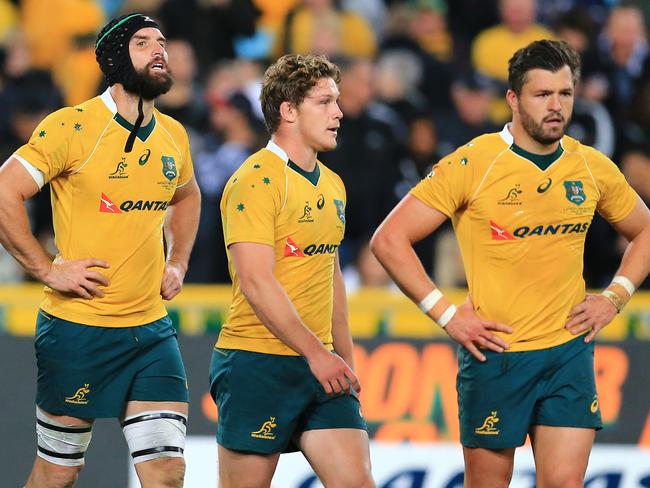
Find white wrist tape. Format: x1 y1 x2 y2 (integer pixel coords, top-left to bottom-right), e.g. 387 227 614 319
437 304 457 328
612 275 635 296
418 289 443 313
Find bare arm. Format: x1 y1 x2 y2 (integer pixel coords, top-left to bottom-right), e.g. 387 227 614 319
567 197 650 341
230 242 360 394
371 194 511 361
331 252 355 371
0 158 108 297
161 176 201 300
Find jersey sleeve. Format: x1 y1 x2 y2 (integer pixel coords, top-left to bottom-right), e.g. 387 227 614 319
13 108 74 182
176 126 194 188
409 150 472 217
222 168 282 247
590 150 638 223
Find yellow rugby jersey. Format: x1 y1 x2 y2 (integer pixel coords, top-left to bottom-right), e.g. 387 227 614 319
411 125 638 351
218 140 346 355
14 90 194 327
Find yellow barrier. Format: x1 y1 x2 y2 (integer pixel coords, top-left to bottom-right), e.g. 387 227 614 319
1 284 650 339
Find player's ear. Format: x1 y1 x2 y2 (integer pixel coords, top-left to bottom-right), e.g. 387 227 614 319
506 89 519 115
279 101 297 124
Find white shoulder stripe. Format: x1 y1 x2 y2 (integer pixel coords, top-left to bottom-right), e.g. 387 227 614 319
13 154 45 189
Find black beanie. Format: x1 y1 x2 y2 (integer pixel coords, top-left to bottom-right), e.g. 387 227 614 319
95 13 161 87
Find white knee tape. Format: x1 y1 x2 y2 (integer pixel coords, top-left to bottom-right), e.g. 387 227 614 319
122 410 187 464
36 407 93 467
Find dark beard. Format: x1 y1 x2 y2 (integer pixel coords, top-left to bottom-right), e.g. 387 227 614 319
122 63 173 101
519 105 570 146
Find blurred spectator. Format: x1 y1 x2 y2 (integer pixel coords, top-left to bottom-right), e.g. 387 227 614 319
159 0 261 74
380 3 453 111
435 70 500 156
582 5 649 130
567 97 615 157
555 6 599 56
21 0 104 105
409 0 453 63
318 57 403 267
187 91 265 283
0 0 17 44
446 0 499 68
471 0 556 123
343 237 396 292
374 50 427 129
157 38 209 136
274 0 377 59
343 0 388 42
472 0 555 82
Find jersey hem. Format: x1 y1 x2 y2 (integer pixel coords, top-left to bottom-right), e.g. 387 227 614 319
39 304 168 328
215 336 334 356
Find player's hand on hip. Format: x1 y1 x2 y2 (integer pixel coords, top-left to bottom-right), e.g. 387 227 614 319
43 257 110 299
307 349 361 395
565 294 617 343
444 301 512 362
160 260 186 300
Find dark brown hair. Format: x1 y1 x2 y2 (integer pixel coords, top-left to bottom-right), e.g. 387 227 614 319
260 54 341 134
508 40 581 95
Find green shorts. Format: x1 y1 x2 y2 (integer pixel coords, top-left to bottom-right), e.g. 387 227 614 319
35 310 189 418
457 336 602 449
210 348 367 454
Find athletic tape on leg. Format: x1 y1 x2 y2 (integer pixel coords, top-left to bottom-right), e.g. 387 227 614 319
122 410 187 464
36 407 93 467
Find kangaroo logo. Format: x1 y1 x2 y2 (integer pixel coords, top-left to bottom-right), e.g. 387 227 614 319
251 417 277 439
475 411 500 435
498 185 522 205
298 202 313 223
65 384 91 405
109 158 128 179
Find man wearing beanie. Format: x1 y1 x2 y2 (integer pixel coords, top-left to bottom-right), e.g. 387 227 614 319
0 13 200 487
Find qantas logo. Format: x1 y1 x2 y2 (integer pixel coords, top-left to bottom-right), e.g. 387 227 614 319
491 220 590 239
99 193 122 213
99 194 169 213
490 220 515 240
284 237 305 257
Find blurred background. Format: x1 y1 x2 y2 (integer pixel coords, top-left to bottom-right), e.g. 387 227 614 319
1 0 650 486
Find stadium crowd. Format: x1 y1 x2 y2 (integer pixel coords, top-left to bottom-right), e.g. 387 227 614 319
0 0 649 288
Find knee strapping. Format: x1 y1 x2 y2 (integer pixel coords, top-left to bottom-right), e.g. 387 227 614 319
36 407 93 467
122 410 187 464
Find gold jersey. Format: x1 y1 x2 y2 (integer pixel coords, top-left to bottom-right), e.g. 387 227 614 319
411 125 638 351
14 90 194 327
218 141 347 355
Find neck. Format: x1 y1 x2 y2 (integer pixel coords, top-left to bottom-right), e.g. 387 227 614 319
509 120 561 155
271 132 318 171
109 85 155 125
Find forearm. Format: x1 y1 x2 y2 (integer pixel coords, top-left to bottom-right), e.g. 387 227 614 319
332 265 354 369
0 194 51 280
371 231 438 303
615 223 650 286
164 189 200 271
242 273 330 360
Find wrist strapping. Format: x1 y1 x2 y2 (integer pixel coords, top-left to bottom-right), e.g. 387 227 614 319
418 289 443 313
612 275 635 296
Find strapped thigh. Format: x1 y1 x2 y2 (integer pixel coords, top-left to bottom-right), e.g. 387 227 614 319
122 410 187 464
36 407 93 467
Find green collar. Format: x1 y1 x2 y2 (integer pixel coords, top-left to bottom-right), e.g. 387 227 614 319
510 142 564 171
288 160 320 186
114 113 156 142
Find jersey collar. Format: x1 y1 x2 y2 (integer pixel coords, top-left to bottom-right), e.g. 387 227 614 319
100 88 118 114
266 140 288 163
